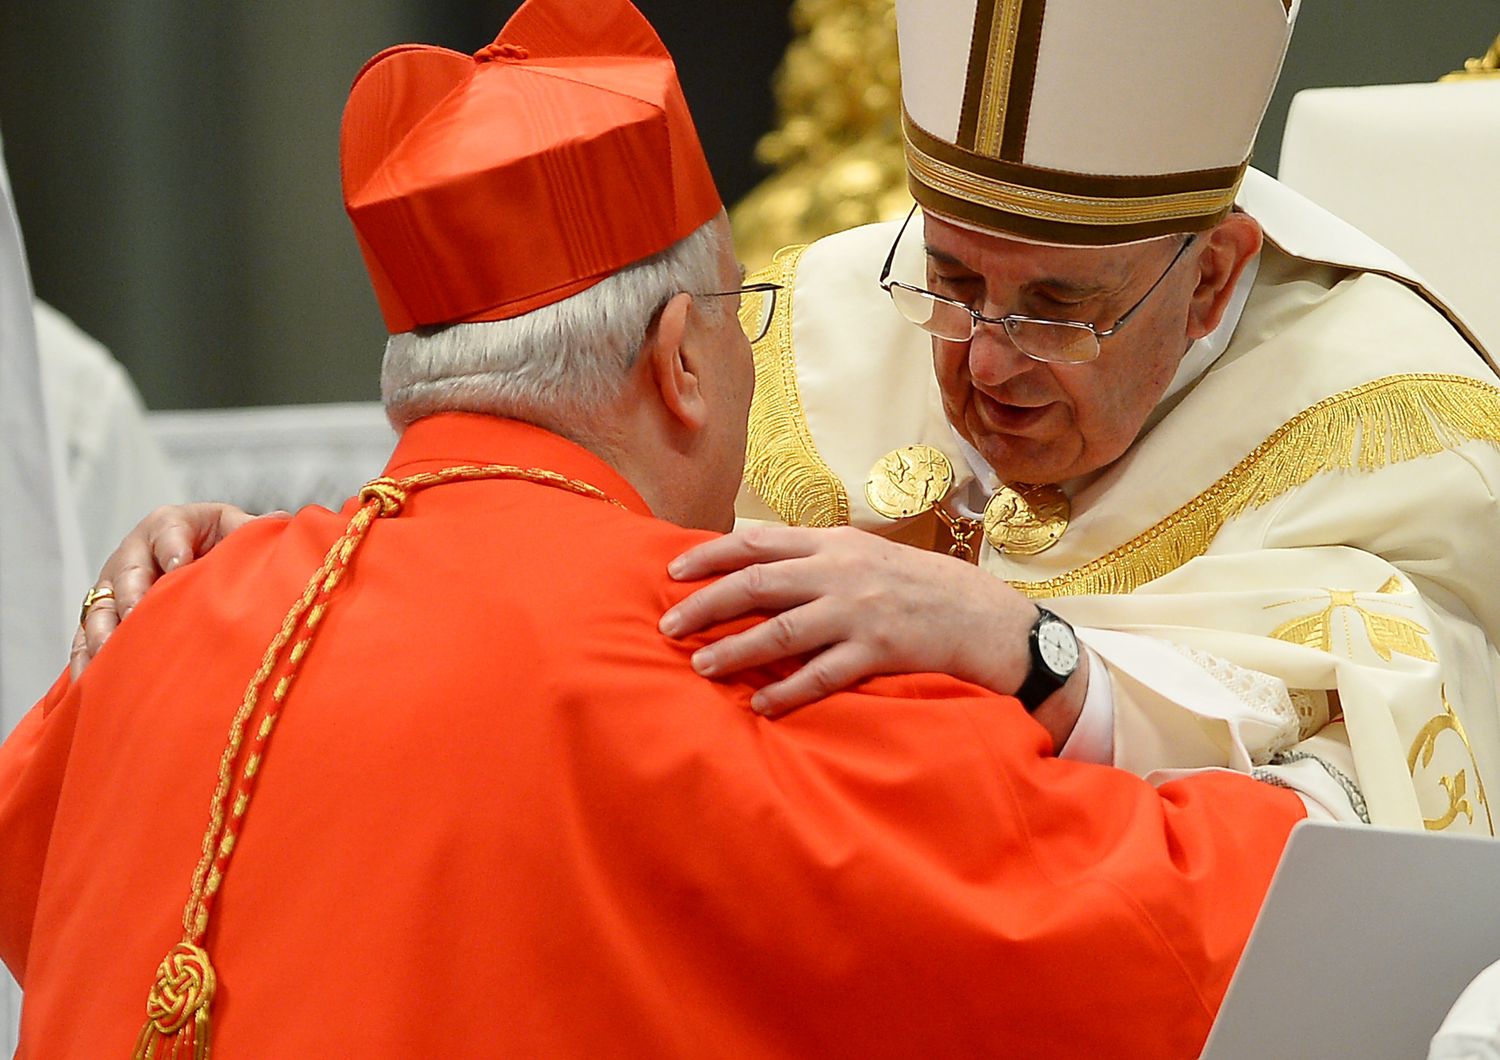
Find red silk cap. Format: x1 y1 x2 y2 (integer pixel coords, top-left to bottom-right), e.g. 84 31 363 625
341 0 722 333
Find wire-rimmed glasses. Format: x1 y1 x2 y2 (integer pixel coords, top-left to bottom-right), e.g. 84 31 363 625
877 204 1196 364
700 282 783 343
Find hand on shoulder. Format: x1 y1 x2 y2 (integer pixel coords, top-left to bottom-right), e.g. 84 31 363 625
71 502 265 677
659 524 1045 717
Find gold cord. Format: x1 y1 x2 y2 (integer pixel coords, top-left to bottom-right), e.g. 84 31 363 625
134 463 627 1060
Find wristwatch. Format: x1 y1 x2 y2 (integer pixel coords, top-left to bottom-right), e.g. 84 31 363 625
1015 607 1080 712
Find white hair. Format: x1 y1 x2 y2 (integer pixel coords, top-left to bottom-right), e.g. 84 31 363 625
381 219 727 430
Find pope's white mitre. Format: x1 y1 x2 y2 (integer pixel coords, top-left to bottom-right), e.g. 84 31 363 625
896 0 1299 244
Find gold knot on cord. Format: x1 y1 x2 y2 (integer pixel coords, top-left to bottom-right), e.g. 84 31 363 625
144 942 215 1033
134 941 214 1058
358 477 408 517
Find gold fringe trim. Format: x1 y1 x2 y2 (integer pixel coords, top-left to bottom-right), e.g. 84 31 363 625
742 244 850 528
1012 374 1500 599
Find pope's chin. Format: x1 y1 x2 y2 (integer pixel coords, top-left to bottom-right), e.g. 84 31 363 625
958 403 1084 486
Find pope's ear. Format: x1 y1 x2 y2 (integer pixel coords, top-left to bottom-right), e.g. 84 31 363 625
641 292 708 431
1186 212 1262 341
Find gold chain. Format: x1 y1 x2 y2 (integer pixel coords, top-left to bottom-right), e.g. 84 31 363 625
934 506 982 563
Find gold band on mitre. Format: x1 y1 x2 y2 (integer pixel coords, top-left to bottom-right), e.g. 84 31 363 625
902 111 1247 246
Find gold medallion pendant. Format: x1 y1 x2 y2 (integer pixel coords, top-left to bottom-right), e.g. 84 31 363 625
865 445 956 520
983 483 1070 555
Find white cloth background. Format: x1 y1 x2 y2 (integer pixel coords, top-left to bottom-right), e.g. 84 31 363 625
1279 80 1500 356
147 402 394 516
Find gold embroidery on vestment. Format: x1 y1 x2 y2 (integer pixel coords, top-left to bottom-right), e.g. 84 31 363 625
1408 689 1495 834
1266 587 1436 663
742 244 851 527
1010 374 1500 598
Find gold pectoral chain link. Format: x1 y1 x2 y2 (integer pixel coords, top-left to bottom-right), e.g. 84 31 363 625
935 507 983 562
134 463 626 1060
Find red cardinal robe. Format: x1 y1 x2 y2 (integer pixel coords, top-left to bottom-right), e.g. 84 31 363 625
0 413 1303 1058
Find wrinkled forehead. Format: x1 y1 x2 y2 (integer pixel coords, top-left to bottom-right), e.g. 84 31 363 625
919 209 1171 287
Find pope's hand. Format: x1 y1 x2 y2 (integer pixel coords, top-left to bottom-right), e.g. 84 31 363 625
70 502 262 678
659 524 1047 719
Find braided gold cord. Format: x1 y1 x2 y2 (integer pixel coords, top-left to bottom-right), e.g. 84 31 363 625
136 463 627 1060
180 529 347 939
394 463 628 507
184 502 380 941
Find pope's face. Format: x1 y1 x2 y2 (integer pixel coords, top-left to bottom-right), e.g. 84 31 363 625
923 214 1199 485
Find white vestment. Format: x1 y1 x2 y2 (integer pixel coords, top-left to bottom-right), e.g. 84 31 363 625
33 302 182 575
737 169 1500 834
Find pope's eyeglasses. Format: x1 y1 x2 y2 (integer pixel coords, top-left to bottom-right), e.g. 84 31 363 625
700 282 783 344
877 203 1197 365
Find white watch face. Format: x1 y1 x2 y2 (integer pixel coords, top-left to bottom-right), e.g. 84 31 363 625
1037 618 1079 675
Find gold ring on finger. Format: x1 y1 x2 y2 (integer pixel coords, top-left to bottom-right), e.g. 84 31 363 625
80 585 117 627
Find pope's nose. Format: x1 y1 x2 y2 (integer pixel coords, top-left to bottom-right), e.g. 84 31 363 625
965 321 1037 390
